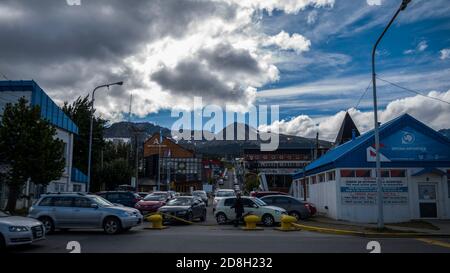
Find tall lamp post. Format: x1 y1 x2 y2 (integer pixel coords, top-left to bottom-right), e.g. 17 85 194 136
87 81 124 193
372 0 411 229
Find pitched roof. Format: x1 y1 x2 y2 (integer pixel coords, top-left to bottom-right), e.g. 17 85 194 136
334 112 360 145
0 80 79 134
293 113 450 179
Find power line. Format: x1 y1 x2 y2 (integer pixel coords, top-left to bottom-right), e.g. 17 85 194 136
354 79 372 109
377 76 450 106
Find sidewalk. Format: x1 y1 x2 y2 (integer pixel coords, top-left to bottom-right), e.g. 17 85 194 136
295 216 450 237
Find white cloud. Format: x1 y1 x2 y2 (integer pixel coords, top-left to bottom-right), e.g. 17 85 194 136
403 40 428 55
260 90 450 142
440 48 450 60
227 0 335 15
307 10 318 24
366 0 382 6
264 31 311 54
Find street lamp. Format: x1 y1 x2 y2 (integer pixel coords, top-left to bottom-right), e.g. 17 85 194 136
371 0 411 229
87 81 124 193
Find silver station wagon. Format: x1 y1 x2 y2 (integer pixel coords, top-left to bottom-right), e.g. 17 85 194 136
28 193 143 235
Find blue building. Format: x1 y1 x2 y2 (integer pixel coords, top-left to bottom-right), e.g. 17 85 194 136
292 114 450 223
0 80 87 209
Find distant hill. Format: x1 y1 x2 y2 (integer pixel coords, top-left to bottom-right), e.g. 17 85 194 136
439 129 450 139
104 121 332 156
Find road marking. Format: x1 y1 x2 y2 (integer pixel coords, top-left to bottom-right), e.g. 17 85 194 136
416 238 450 249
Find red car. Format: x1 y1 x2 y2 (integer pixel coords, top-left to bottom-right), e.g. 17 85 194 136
134 194 166 215
250 191 288 198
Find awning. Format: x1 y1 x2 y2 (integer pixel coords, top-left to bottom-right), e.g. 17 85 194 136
411 167 446 177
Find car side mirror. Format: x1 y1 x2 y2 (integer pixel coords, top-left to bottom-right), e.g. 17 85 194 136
91 203 99 209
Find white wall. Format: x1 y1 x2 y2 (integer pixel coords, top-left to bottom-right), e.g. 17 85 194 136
309 180 338 219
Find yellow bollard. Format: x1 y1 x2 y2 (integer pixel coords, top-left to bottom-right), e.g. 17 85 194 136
275 215 301 232
145 213 168 230
242 215 263 230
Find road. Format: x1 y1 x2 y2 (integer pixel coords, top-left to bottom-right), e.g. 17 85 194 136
8 168 450 253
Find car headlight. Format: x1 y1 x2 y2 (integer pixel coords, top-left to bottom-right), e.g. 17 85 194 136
122 211 134 217
274 210 283 215
177 211 187 215
9 226 29 232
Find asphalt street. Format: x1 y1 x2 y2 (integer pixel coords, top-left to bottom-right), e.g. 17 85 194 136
7 168 450 253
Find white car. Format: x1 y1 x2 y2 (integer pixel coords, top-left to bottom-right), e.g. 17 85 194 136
214 196 287 226
0 210 45 250
212 189 236 212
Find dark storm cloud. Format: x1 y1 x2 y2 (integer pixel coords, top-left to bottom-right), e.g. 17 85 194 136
198 43 262 74
151 59 245 102
0 0 236 92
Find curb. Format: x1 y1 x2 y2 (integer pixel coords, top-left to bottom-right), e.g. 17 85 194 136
291 223 450 238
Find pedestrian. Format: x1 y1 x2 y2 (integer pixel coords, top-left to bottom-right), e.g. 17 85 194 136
231 193 244 227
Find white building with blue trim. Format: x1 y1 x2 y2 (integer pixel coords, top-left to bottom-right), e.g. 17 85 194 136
292 114 450 223
0 80 87 209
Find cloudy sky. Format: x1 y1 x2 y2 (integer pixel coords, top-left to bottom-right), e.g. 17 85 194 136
1 0 449 141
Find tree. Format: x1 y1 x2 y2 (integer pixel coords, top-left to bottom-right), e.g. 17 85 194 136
0 98 65 212
98 158 133 191
244 172 260 193
63 96 106 192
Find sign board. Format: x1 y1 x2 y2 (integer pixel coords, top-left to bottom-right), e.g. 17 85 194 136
340 179 408 205
202 184 213 193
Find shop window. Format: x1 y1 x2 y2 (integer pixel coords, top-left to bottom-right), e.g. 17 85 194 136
327 171 335 181
356 169 371 177
390 169 406 177
340 169 355 177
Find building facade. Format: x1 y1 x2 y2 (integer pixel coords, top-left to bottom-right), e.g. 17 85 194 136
0 81 86 209
244 148 328 193
292 114 450 223
141 133 202 192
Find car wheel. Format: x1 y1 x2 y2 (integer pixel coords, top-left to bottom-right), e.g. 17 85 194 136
216 213 227 225
186 212 194 223
262 214 275 227
289 211 301 221
39 217 55 234
103 217 122 235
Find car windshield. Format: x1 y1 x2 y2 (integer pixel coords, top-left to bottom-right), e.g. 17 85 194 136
167 198 192 206
0 211 10 217
193 191 206 197
152 192 168 197
253 198 267 206
144 195 165 201
216 191 235 197
91 196 114 207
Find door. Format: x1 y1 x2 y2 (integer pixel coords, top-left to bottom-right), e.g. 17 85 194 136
52 197 74 227
242 198 259 216
72 197 103 228
418 183 438 218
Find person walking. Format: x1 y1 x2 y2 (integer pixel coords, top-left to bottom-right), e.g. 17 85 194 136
231 193 244 227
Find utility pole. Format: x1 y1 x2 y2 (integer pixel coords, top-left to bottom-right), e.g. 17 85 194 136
371 0 411 229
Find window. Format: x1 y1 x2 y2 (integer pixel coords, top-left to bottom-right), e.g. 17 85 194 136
327 171 335 181
53 197 73 207
263 197 274 204
381 170 390 177
390 169 406 177
224 198 236 207
356 170 371 177
340 170 355 177
39 197 53 206
274 197 290 204
73 197 92 208
73 184 82 192
242 198 255 208
318 174 325 183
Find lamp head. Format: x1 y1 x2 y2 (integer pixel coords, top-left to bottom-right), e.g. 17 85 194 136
401 0 411 10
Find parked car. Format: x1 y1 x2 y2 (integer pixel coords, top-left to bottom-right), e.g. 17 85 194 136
250 191 288 198
158 196 207 223
0 210 45 250
260 195 315 220
137 192 150 198
192 190 209 206
135 194 166 215
213 189 236 212
149 191 172 202
28 193 143 235
96 191 142 208
214 196 287 226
